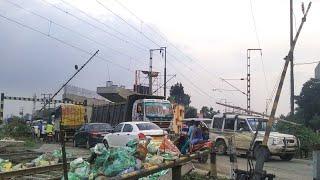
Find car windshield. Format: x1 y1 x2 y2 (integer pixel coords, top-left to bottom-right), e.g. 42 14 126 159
89 123 112 132
247 118 268 131
136 123 161 131
145 102 173 118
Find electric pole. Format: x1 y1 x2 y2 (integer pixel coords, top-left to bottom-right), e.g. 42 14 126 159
149 50 153 95
290 0 294 115
247 48 262 114
149 47 167 96
253 2 311 179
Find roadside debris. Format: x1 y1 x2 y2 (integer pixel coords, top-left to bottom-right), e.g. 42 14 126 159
63 137 181 180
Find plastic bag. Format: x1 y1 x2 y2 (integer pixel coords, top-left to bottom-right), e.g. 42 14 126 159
159 137 180 156
136 143 148 160
69 158 90 179
147 142 159 154
0 159 12 172
103 147 136 177
90 143 107 155
147 155 163 165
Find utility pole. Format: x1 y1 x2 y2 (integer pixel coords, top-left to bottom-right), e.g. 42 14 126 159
253 2 311 179
149 47 167 96
246 48 262 114
149 50 153 95
290 0 294 115
163 47 167 98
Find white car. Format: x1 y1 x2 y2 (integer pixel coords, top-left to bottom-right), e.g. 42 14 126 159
102 121 166 148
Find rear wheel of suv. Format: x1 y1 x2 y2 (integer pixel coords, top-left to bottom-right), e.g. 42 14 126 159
280 154 294 161
215 139 227 155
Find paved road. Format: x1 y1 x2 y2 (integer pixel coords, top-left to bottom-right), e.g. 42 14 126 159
195 155 313 180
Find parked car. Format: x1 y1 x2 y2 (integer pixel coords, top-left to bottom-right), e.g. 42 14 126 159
210 113 299 161
73 123 113 148
103 121 166 148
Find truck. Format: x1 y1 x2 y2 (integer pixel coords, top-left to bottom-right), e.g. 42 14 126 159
54 104 86 141
91 94 174 130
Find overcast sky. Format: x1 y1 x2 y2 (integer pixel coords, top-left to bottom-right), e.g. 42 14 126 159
1 0 319 118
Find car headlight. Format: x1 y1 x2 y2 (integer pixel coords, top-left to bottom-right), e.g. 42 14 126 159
272 137 284 145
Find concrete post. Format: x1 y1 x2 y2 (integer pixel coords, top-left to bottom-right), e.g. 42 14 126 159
210 146 217 178
313 144 320 180
0 93 4 124
172 165 181 179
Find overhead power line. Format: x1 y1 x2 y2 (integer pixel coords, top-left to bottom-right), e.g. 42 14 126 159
0 12 133 72
4 0 146 67
294 60 320 65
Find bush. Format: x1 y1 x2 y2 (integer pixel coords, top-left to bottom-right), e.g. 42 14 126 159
276 122 320 158
2 119 32 139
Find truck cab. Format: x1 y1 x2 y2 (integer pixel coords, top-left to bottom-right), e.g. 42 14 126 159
132 99 173 129
210 113 299 161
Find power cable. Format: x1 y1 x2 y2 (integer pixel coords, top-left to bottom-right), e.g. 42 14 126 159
59 0 151 51
41 0 146 53
111 0 245 103
4 0 146 67
0 12 133 73
294 60 320 65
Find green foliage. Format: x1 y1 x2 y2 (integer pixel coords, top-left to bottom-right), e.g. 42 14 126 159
185 106 197 118
2 118 32 138
295 78 320 129
276 121 320 152
200 106 218 119
168 82 191 106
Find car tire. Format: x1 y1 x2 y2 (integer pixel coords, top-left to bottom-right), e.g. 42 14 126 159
253 143 270 162
73 139 77 147
279 154 294 161
215 139 227 155
103 139 109 149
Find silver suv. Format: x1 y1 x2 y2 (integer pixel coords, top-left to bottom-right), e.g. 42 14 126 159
210 113 299 161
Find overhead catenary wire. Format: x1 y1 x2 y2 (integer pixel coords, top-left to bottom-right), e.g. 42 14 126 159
4 0 147 67
0 12 134 73
109 0 245 105
0 6 217 107
41 0 147 53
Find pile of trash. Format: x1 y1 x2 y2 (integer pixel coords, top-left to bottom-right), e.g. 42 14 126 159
66 137 181 180
0 149 69 172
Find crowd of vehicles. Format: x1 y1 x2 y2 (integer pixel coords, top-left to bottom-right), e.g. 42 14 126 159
28 100 299 162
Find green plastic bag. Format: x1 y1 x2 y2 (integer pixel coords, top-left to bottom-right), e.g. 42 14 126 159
69 158 90 179
103 147 136 176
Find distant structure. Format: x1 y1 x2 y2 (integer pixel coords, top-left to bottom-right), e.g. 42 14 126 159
315 63 320 79
97 81 135 103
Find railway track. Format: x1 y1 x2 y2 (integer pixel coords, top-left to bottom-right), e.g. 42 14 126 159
0 151 43 164
0 163 66 180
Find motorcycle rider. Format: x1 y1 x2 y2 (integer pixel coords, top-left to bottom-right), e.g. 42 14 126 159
190 121 203 145
45 121 54 143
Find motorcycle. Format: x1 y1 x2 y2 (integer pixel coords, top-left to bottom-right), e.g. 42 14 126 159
175 133 213 163
46 132 53 143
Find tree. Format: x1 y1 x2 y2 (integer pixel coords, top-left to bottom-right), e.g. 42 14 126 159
295 78 320 128
185 106 197 118
200 106 218 119
168 82 191 106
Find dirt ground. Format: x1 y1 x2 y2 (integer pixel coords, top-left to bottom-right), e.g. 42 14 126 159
194 155 313 180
